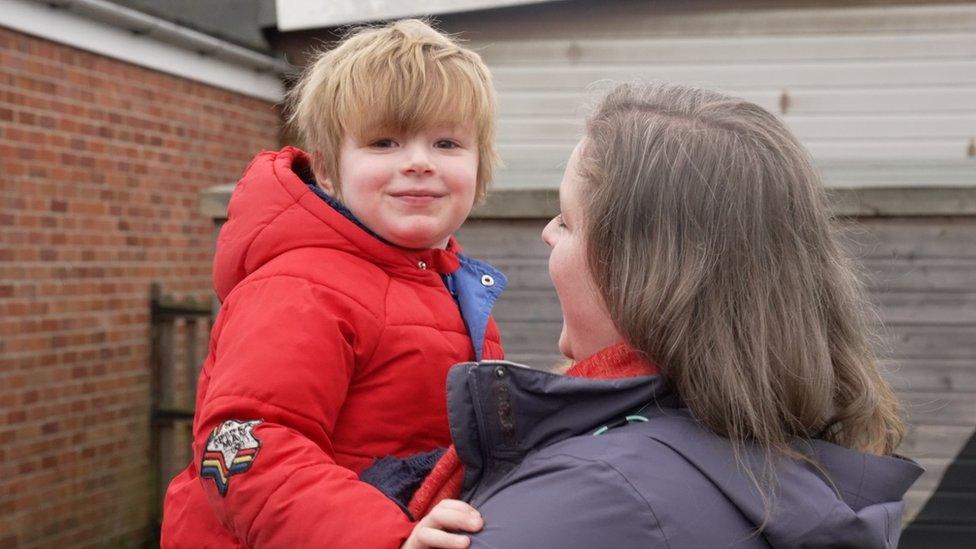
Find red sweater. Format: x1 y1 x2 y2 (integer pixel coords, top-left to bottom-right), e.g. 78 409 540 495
409 343 658 518
161 148 504 548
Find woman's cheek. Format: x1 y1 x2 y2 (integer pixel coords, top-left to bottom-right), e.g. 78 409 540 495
557 323 573 360
550 246 582 359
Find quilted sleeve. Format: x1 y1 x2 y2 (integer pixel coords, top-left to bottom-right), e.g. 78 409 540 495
194 275 413 548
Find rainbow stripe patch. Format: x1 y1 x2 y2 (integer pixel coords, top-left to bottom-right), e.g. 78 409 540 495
200 419 263 497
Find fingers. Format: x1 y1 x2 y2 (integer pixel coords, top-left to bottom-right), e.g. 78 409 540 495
424 500 483 533
413 526 471 549
433 499 478 512
402 500 484 549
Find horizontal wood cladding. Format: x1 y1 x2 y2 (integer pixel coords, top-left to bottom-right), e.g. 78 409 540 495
443 3 976 40
899 425 976 459
478 33 976 65
497 114 975 142
865 258 976 291
456 189 976 220
887 359 976 393
499 88 976 116
842 217 976 257
490 62 976 92
449 3 976 190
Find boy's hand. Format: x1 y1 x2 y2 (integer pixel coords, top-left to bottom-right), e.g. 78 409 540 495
402 499 484 549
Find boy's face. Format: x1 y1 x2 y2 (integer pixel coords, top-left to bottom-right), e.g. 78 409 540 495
320 126 479 250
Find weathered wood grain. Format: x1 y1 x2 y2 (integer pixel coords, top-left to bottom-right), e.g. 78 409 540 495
499 87 976 117
453 4 976 41
880 325 976 360
885 359 976 393
456 219 551 259
899 392 976 427
478 33 976 65
497 114 976 143
839 218 976 260
870 292 976 325
862 258 976 292
480 258 553 290
491 61 976 93
495 138 974 163
489 286 976 327
900 424 975 459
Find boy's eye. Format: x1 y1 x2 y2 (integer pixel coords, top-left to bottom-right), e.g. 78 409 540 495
434 139 461 149
369 138 397 148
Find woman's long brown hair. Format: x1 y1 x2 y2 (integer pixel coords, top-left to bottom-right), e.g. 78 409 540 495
579 82 905 521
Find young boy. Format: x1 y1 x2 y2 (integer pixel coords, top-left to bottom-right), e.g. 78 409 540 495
162 19 505 548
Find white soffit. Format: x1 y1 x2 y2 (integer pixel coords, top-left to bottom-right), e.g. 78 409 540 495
0 0 285 102
276 0 569 31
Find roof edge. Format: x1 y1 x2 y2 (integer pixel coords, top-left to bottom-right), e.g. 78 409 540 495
275 0 569 32
2 0 290 101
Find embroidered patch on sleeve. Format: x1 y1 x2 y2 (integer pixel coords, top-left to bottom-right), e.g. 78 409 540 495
200 419 263 497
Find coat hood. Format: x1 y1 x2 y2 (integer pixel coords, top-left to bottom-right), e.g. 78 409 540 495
639 409 923 547
448 360 923 548
213 147 464 301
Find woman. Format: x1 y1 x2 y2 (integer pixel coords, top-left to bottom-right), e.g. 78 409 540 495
402 82 922 548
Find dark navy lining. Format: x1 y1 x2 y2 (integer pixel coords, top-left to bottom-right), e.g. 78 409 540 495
359 448 447 519
306 182 389 243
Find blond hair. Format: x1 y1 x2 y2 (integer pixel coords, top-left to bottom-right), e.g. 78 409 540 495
578 82 905 518
286 19 498 201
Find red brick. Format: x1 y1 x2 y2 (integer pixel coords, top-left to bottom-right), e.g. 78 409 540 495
0 27 279 547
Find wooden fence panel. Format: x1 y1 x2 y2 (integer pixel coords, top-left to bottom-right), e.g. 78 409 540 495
149 284 212 524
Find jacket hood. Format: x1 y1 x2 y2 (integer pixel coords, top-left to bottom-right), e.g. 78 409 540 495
213 147 463 301
641 410 923 547
448 360 923 548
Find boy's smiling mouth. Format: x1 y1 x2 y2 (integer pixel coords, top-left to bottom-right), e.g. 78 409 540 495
389 189 446 206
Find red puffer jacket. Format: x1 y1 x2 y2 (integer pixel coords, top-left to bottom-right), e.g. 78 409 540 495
161 147 504 548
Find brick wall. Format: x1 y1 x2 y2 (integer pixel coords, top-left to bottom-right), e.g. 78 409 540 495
0 27 281 547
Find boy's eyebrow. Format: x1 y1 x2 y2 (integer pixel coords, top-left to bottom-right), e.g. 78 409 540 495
353 123 476 138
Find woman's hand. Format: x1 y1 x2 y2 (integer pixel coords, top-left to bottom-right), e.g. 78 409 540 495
402 499 484 549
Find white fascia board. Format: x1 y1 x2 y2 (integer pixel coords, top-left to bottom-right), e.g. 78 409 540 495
277 0 567 31
0 0 284 102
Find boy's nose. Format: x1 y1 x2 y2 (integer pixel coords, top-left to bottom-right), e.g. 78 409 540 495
401 145 435 176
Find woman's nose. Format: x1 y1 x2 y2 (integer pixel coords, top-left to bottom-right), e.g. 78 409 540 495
541 218 556 247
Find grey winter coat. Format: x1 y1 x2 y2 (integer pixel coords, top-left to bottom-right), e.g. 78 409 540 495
448 360 923 548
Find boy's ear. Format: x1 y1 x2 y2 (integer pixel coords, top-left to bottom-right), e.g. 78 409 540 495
318 176 337 196
310 156 337 195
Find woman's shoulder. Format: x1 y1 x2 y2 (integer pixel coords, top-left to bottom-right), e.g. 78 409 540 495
471 411 764 548
535 411 758 516
490 408 920 549
470 445 674 549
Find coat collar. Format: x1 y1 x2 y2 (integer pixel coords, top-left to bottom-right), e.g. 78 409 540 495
446 344 671 498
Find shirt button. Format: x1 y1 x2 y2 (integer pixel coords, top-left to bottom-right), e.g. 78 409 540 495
417 261 427 270
481 274 495 287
